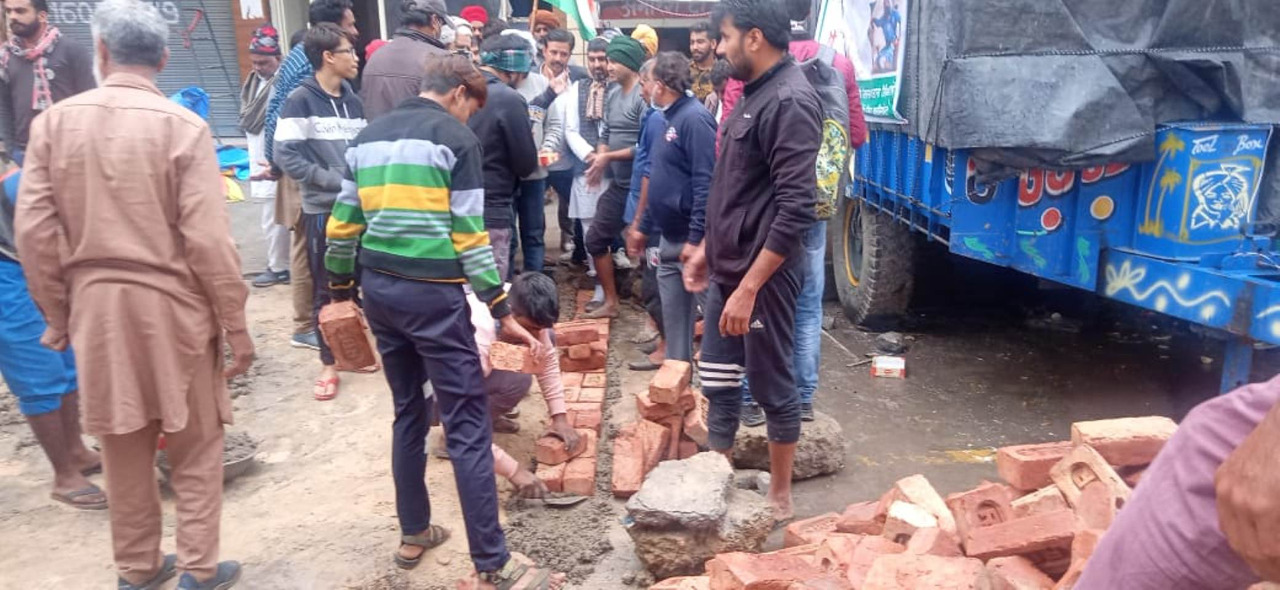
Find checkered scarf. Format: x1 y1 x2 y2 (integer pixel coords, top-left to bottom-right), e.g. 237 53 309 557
480 47 532 74
0 26 61 112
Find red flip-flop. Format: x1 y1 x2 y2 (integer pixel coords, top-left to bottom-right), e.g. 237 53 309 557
314 377 339 401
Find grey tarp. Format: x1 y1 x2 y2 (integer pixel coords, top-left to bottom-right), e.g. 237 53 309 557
890 0 1280 169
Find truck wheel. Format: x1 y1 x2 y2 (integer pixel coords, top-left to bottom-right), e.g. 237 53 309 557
830 196 916 329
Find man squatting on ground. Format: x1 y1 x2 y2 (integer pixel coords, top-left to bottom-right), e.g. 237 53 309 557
683 0 823 521
16 0 254 587
324 54 563 588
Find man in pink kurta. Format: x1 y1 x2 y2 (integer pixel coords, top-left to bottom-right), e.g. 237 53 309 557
14 1 253 588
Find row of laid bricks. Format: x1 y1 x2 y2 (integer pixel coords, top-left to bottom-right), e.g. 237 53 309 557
649 415 1182 589
490 304 611 496
612 359 710 498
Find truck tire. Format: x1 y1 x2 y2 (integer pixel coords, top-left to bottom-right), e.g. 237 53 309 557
830 196 916 329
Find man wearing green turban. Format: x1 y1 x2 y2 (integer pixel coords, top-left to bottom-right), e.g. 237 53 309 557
580 34 648 319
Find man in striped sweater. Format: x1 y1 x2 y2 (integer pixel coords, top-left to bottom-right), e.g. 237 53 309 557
325 56 562 587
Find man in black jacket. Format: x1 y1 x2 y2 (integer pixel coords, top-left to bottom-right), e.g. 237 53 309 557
682 0 821 522
469 34 538 280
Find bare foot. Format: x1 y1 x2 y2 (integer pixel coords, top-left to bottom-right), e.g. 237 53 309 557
770 493 794 522
51 471 104 506
582 303 617 319
72 447 101 474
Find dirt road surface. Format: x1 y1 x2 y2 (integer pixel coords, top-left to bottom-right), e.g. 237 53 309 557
1 198 1274 589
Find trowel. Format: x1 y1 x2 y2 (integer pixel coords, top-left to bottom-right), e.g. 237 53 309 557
525 494 589 508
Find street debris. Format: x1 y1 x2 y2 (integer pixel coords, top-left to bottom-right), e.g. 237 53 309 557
874 331 908 354
871 356 906 379
734 411 847 480
645 415 1178 589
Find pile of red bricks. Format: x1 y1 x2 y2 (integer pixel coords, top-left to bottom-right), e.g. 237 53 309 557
611 360 711 498
649 415 1178 590
525 316 611 495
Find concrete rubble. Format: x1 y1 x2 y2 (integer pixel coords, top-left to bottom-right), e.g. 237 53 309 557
733 410 848 480
641 415 1181 589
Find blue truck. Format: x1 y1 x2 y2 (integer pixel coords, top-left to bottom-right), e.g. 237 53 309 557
832 123 1276 392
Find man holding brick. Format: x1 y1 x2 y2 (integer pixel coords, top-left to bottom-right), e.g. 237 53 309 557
682 0 821 521
1080 375 1280 588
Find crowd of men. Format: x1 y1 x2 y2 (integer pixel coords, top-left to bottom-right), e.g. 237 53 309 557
2 0 1280 587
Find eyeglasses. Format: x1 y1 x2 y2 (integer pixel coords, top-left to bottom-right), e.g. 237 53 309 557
330 47 358 58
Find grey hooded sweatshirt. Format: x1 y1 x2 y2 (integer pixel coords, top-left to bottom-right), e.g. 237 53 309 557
274 76 367 214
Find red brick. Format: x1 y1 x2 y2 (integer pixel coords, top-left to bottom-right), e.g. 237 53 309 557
882 501 938 545
878 475 957 538
535 432 588 465
784 513 842 548
489 341 538 374
561 372 584 387
1049 444 1132 508
985 556 1055 590
1011 486 1068 519
775 542 824 563
862 554 987 590
678 440 699 459
663 416 684 461
845 537 907 588
555 323 600 346
650 360 692 404
561 349 606 372
964 510 1076 577
1074 481 1118 530
1072 528 1104 562
566 403 602 434
562 385 582 403
1118 465 1147 488
636 389 685 421
589 339 608 354
997 442 1074 491
905 528 962 557
577 387 606 404
683 392 709 446
563 455 596 496
582 373 607 388
1070 416 1177 467
1055 559 1086 590
811 533 862 572
706 552 850 590
945 481 1015 548
566 343 593 360
836 500 883 535
576 429 598 459
610 420 671 498
649 576 710 590
536 462 565 493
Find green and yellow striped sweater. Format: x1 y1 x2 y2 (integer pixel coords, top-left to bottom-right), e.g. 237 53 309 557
325 97 509 316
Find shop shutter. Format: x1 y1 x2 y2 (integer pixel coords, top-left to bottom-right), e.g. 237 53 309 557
47 0 242 137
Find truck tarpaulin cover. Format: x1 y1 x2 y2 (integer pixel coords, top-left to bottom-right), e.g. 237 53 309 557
893 0 1280 171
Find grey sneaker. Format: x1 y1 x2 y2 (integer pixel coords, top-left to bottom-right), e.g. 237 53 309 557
177 561 241 590
740 403 766 427
118 554 177 590
251 270 289 288
290 331 321 351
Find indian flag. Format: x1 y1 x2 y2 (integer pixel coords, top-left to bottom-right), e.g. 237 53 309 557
546 0 599 40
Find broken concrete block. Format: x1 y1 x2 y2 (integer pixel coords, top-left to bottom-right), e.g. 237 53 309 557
836 500 883 535
862 554 988 590
879 474 958 538
566 403 602 434
555 322 600 346
706 552 851 590
648 576 710 590
626 452 731 530
1049 444 1132 508
945 481 1014 548
734 411 846 480
1074 481 1119 530
629 488 772 578
965 509 1076 577
997 441 1074 491
985 556 1055 590
489 341 538 374
534 431 588 465
1011 486 1069 519
566 343 593 360
536 461 565 493
583 372 607 388
905 527 963 557
650 359 692 404
563 456 595 496
784 512 842 548
1070 416 1177 467
882 501 938 545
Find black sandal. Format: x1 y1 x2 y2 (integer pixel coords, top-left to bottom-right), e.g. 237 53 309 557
394 525 450 570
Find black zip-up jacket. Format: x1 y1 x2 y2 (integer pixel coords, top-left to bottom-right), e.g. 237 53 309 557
707 57 821 285
468 71 538 229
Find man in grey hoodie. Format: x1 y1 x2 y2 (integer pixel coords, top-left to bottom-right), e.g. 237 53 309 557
274 22 368 402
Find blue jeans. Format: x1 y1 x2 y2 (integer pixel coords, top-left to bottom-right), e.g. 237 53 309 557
510 178 547 275
743 221 826 405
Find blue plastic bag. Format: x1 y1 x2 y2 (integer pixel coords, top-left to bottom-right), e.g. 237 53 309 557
170 86 210 120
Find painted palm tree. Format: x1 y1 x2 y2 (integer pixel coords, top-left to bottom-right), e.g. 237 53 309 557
1140 132 1187 236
